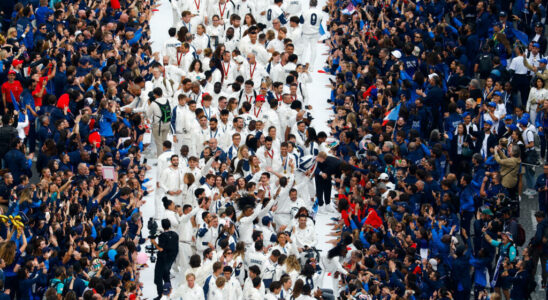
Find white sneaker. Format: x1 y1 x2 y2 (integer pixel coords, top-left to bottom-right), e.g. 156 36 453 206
325 205 338 214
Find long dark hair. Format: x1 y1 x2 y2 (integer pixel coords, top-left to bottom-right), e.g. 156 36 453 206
304 127 317 147
327 243 347 259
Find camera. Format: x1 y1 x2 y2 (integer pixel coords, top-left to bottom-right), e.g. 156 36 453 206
485 194 519 218
145 218 159 263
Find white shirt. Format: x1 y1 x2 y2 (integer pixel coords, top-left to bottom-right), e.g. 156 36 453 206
172 284 205 300
162 37 182 60
294 224 318 249
509 56 529 75
159 165 184 198
301 7 327 35
266 4 286 26
192 32 211 52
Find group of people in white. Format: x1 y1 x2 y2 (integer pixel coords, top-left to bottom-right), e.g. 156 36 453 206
135 0 346 298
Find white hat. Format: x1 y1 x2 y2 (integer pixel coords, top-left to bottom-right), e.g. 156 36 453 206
412 46 421 57
378 173 389 180
428 258 438 271
428 73 438 81
391 50 402 59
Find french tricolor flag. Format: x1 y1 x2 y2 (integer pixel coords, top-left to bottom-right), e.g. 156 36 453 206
382 103 401 126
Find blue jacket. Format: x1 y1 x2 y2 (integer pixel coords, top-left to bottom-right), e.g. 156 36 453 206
98 110 117 137
459 183 475 212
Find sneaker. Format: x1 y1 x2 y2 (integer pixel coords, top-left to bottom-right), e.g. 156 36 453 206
325 205 338 214
524 189 537 196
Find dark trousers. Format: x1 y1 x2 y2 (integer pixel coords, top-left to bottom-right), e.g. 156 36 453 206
512 74 531 108
26 120 36 153
460 211 474 237
541 133 547 161
154 258 174 297
315 174 332 206
530 245 548 284
454 289 471 300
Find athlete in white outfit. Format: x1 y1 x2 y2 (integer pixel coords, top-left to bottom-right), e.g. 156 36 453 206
300 0 326 68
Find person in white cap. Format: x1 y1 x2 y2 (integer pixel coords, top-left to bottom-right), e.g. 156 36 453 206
378 173 395 190
391 50 402 60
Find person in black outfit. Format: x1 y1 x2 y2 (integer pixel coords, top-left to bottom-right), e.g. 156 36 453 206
529 211 548 288
150 219 179 300
0 116 17 166
315 151 345 212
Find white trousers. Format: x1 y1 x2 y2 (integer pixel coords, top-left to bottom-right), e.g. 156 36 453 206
302 33 320 67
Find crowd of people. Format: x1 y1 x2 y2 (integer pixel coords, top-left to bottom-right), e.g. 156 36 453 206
0 0 546 299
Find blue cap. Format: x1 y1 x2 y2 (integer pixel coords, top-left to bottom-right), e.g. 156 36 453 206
518 118 529 126
533 43 541 48
504 114 513 120
488 101 497 107
462 112 470 117
262 216 272 225
493 91 502 97
508 124 518 131
484 120 493 126
540 58 548 64
499 11 507 17
493 21 502 27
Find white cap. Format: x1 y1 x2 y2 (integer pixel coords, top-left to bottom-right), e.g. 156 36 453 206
428 73 438 81
412 46 421 57
391 50 402 59
428 258 438 271
378 173 389 180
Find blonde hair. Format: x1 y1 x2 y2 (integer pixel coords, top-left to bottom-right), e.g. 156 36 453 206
7 28 16 38
0 50 8 60
285 255 301 273
215 276 226 288
237 145 249 160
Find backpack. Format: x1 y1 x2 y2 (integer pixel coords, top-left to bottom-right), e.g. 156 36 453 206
515 222 526 247
51 279 69 296
478 53 493 78
153 100 172 123
525 128 541 149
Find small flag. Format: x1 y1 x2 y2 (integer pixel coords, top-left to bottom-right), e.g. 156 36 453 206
341 2 355 15
110 0 121 9
382 103 401 126
10 91 19 111
319 24 325 35
364 208 382 229
512 28 528 46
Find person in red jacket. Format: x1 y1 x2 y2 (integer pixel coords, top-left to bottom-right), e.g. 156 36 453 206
1 70 23 113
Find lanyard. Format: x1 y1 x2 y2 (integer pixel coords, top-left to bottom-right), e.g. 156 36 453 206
219 2 229 18
249 63 256 79
204 107 211 120
276 93 282 102
210 129 218 138
222 62 230 76
282 156 288 173
253 106 262 118
246 94 253 103
266 149 273 159
176 52 183 66
194 0 200 9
